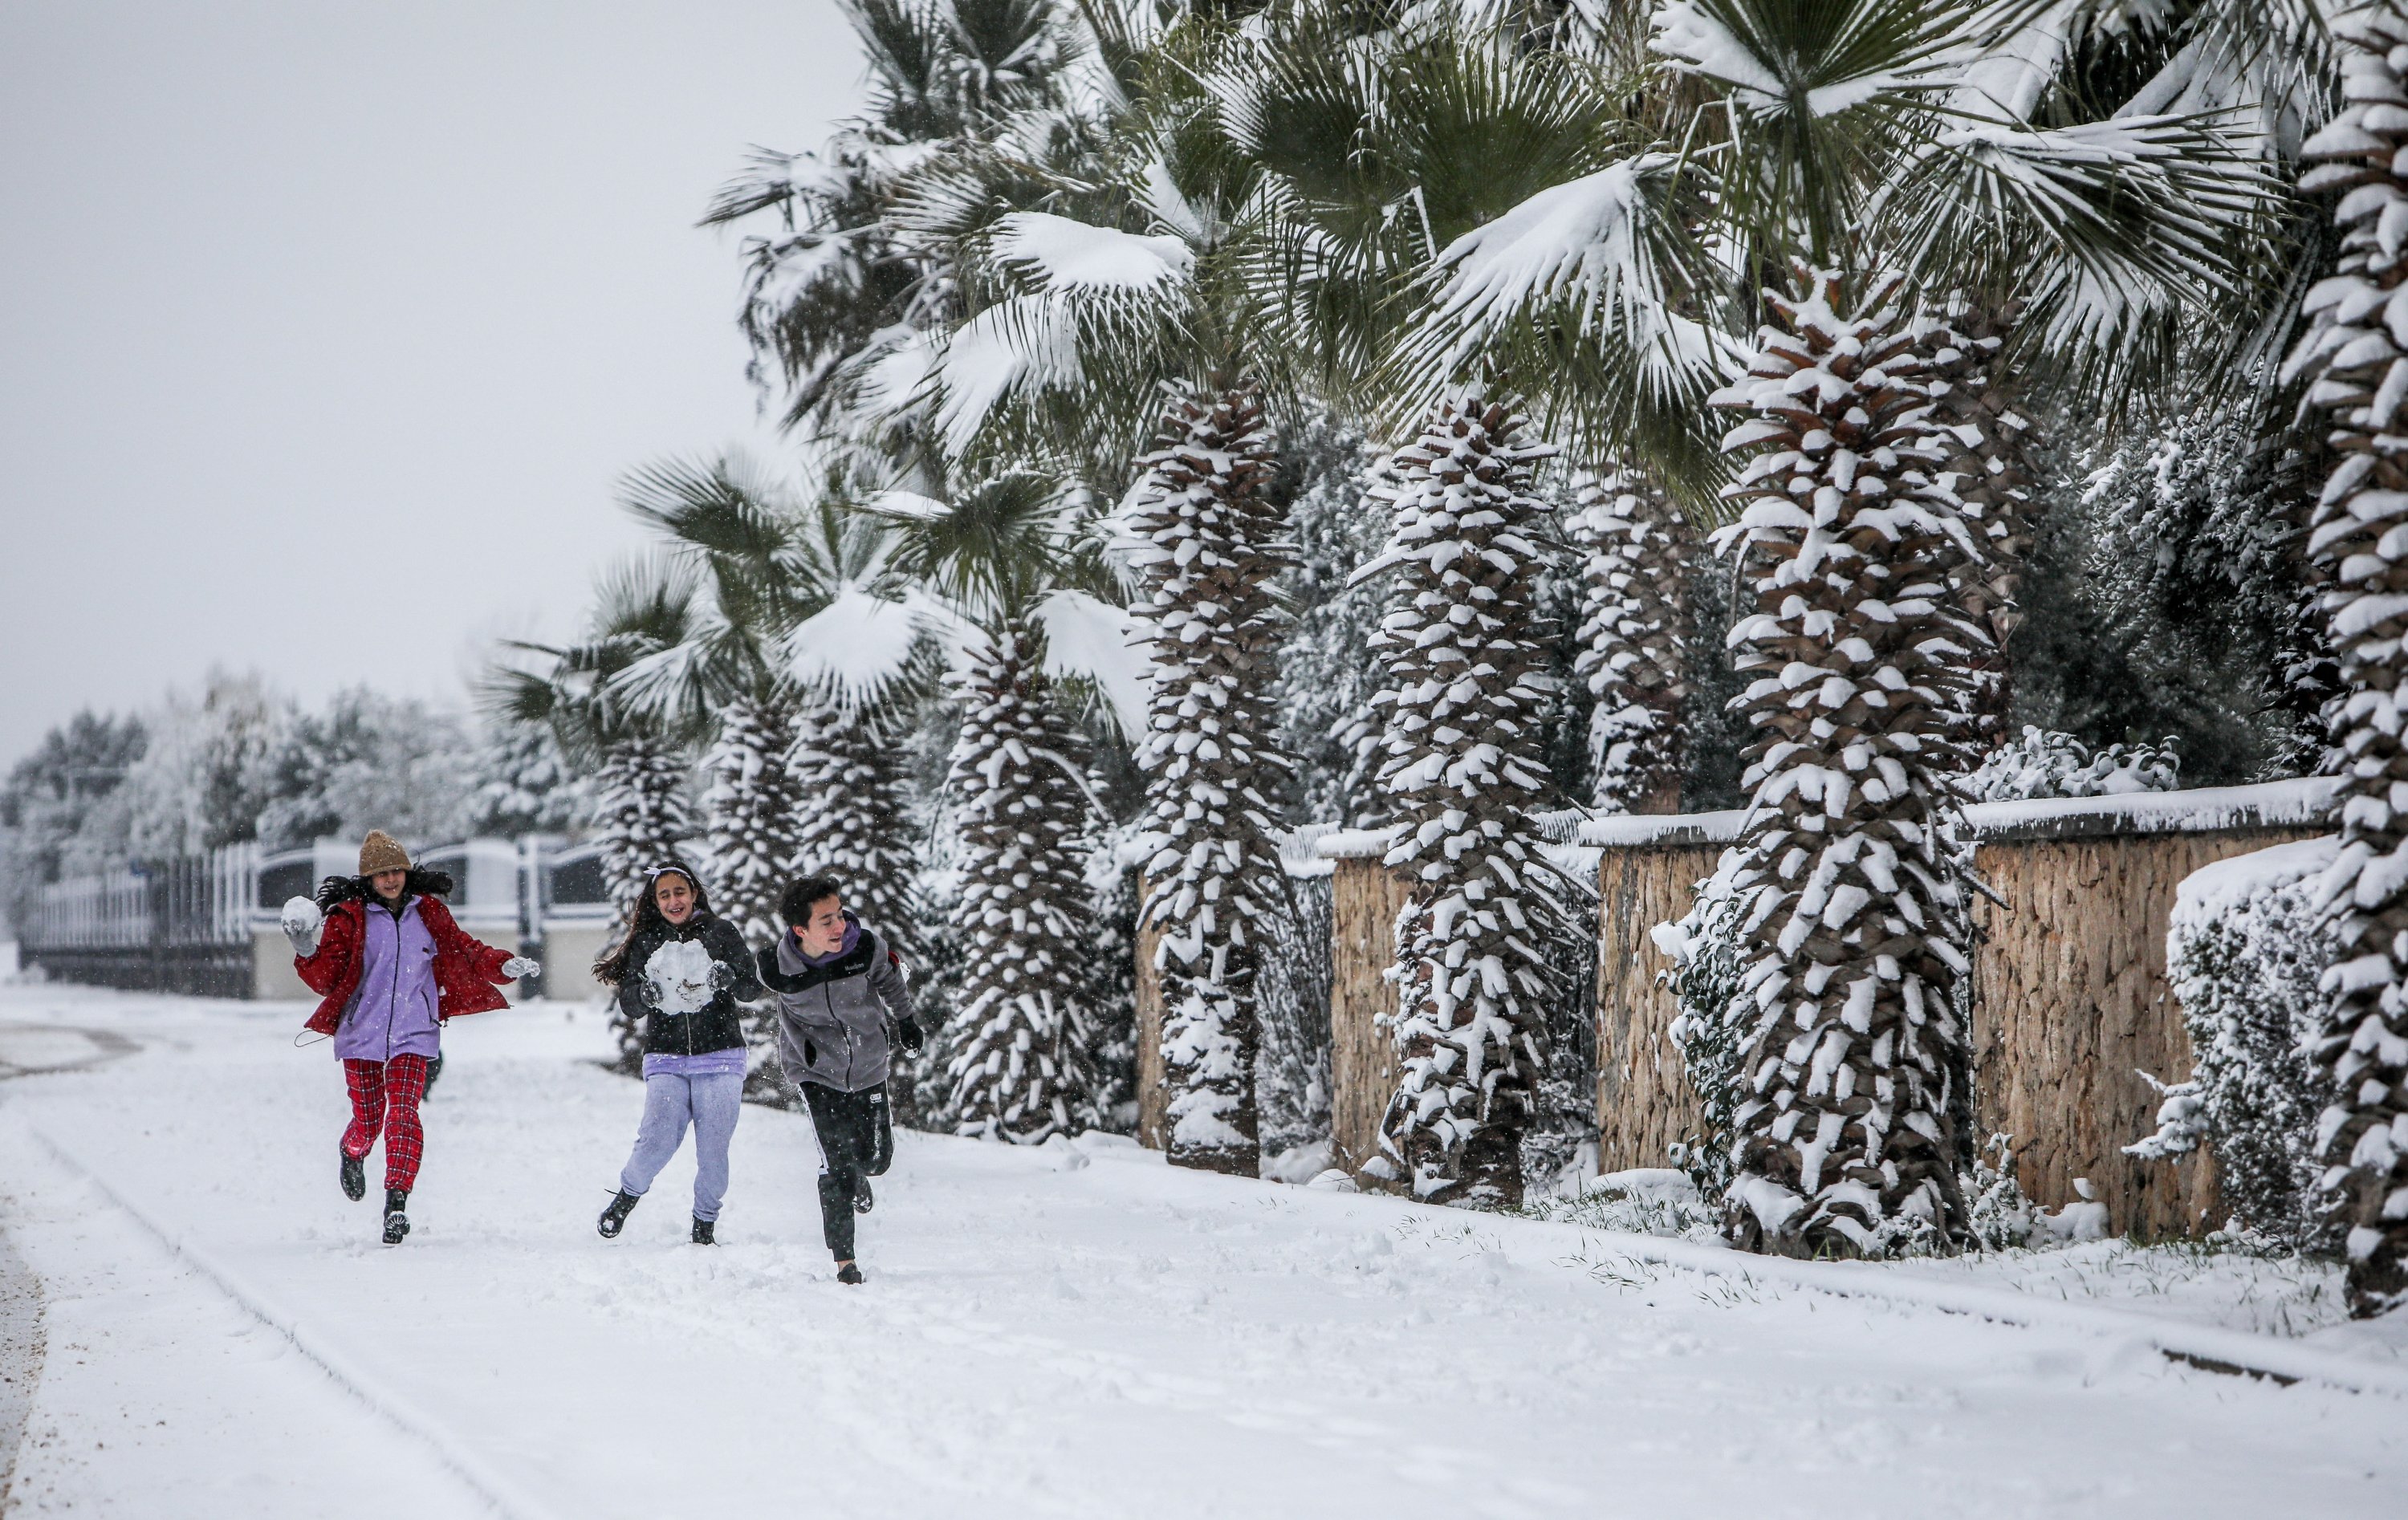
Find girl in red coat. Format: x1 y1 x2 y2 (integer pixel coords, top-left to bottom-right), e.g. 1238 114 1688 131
283 831 536 1243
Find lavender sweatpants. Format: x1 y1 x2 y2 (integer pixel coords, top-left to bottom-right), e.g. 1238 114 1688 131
618 1071 743 1222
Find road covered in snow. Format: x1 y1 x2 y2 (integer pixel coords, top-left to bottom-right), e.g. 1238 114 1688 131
0 982 2400 1520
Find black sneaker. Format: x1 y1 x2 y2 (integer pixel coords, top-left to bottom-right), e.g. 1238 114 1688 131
597 1189 640 1239
836 1262 865 1286
381 1189 410 1246
340 1151 365 1202
853 1177 874 1215
691 1217 716 1246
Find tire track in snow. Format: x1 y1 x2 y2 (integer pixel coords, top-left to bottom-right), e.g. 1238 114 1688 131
0 1212 42 1511
26 1124 572 1520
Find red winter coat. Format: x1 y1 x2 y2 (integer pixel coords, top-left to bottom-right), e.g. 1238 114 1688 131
298 892 515 1038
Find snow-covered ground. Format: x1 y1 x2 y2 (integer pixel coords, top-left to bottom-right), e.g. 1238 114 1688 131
0 983 2402 1519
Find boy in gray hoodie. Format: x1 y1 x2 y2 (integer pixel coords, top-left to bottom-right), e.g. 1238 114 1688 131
755 874 922 1284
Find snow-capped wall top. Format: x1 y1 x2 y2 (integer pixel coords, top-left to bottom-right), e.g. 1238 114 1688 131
1564 778 2341 851
1962 776 2340 841
1312 826 1403 861
1576 810 1747 849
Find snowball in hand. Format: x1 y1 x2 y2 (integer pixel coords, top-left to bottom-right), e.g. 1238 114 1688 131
280 896 323 953
643 939 716 1014
501 956 541 979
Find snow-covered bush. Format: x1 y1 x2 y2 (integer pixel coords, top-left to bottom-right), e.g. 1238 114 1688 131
1256 869 1333 1156
1652 871 1747 1197
2127 838 2339 1251
1963 1134 2040 1252
1965 725 2182 803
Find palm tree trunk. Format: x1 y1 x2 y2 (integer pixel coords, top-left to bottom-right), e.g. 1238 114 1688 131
1920 301 2039 752
1710 267 1986 1259
787 692 925 969
1125 384 1289 1177
702 693 803 946
2286 10 2408 1318
944 615 1103 1144
1568 465 1694 814
1364 390 1568 1208
594 732 698 1070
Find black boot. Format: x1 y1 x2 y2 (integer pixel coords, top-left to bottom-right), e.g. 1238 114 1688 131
340 1150 365 1202
381 1189 410 1246
691 1217 715 1246
836 1262 865 1285
853 1177 874 1215
597 1189 640 1239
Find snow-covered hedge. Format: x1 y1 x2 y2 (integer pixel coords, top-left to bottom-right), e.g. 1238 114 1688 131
1966 725 2182 803
2129 837 2339 1250
1650 874 1747 1197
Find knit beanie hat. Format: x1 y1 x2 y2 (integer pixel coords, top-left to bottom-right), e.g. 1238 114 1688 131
359 830 411 876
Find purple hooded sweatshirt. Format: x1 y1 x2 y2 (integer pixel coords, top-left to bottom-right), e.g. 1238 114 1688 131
332 896 444 1062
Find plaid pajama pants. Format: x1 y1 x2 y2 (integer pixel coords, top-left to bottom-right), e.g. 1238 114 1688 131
341 1054 430 1193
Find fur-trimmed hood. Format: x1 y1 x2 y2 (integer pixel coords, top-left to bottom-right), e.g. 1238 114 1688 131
315 867 455 912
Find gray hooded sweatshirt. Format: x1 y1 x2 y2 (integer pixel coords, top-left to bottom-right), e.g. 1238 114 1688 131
755 916 913 1094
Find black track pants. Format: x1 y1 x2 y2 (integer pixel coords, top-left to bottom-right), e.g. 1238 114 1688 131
802 1081 893 1260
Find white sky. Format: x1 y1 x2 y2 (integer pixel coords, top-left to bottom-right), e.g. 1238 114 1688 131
0 0 865 763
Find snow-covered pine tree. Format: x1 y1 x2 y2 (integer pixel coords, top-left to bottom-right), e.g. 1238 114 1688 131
945 616 1103 1143
787 693 925 969
2283 4 2408 1317
470 715 592 837
1361 390 1569 1208
701 693 803 946
1566 465 1694 814
1123 384 1291 1177
1708 266 1987 1259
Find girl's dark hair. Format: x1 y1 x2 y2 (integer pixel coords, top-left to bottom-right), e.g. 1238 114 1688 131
780 874 843 928
592 863 714 985
316 866 454 912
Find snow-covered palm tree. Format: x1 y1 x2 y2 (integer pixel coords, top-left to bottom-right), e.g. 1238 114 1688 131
702 0 1075 435
1355 389 1575 1206
611 457 818 945
863 471 1142 1143
490 559 706 1067
1385 0 2275 1254
896 9 1320 1174
1566 465 1694 813
610 456 931 953
2281 1 2408 1319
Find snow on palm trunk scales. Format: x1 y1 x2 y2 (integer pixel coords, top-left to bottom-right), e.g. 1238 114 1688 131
944 616 1101 1144
1708 268 1986 1258
1361 391 1568 1208
788 693 924 969
1568 466 1693 815
1125 385 1290 1177
2284 5 2408 1318
702 693 803 946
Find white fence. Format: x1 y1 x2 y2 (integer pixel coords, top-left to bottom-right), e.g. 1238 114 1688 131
25 836 616 998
